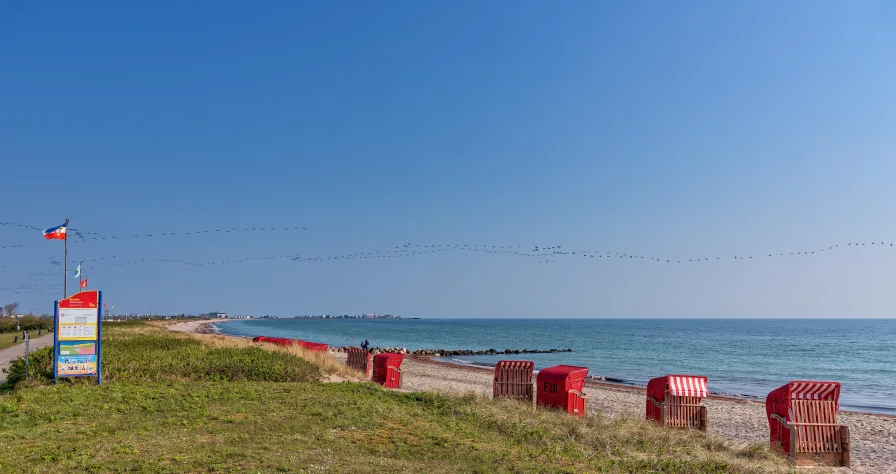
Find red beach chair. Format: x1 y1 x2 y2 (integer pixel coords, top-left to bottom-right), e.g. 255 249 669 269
262 337 293 347
493 360 535 403
345 347 372 379
766 381 850 467
372 353 404 389
298 341 329 352
536 365 588 418
646 374 708 431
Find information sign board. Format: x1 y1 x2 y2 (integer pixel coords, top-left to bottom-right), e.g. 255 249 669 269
54 290 102 384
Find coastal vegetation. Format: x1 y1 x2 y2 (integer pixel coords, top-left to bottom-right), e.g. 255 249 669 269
0 322 791 473
0 313 52 350
0 313 53 333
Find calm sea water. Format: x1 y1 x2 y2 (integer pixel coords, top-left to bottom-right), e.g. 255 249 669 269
217 318 896 415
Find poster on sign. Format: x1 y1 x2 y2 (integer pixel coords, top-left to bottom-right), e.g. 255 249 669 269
58 290 99 341
56 341 98 376
54 290 103 384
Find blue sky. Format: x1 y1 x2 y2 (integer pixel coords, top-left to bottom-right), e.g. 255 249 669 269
2 1 896 317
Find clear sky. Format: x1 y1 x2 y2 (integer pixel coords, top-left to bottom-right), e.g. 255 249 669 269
2 1 896 318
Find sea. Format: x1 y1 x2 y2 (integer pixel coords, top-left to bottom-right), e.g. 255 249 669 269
216 318 896 415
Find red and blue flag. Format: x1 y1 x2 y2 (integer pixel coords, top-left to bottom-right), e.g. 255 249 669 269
43 223 67 240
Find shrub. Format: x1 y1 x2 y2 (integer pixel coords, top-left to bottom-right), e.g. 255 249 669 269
2 346 53 388
0 315 53 334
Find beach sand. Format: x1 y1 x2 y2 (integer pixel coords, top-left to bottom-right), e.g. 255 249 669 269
174 321 896 473
168 319 221 335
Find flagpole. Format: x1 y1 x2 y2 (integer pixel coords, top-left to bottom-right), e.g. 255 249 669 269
79 261 84 291
64 218 70 298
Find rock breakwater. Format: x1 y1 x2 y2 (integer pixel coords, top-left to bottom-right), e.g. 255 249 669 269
332 346 573 357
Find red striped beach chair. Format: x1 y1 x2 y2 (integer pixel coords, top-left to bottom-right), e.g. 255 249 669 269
345 347 371 379
766 381 850 467
646 374 708 431
372 353 404 389
493 360 534 403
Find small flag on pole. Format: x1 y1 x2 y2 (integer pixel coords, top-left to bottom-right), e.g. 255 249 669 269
43 223 67 240
80 278 88 289
75 263 81 278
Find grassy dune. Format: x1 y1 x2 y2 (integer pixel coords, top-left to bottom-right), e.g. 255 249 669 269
0 322 792 473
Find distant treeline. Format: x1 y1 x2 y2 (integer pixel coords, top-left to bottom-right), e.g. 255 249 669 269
0 315 53 333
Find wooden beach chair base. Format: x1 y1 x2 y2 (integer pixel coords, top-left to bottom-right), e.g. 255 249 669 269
493 360 535 405
373 366 402 389
647 395 707 431
769 400 850 467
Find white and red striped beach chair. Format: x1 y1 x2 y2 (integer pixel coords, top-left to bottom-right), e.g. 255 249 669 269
493 360 534 403
646 374 708 431
766 380 850 467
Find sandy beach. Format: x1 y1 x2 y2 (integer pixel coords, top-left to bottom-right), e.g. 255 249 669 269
175 320 895 473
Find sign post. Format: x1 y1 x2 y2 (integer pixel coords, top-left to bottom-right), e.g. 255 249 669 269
53 290 102 385
24 331 30 377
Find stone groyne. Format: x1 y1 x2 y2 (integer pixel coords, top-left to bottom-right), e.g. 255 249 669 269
332 346 572 357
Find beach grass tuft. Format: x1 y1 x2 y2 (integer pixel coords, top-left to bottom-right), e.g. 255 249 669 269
190 332 364 381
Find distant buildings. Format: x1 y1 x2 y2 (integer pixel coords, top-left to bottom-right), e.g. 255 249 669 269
294 314 399 320
94 311 394 320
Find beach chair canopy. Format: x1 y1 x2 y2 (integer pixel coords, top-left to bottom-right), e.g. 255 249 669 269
253 336 293 346
647 375 708 404
495 360 534 374
253 336 327 350
298 341 328 351
537 365 588 392
766 380 840 422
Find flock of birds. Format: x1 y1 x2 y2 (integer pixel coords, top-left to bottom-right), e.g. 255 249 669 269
3 220 896 297
0 221 309 244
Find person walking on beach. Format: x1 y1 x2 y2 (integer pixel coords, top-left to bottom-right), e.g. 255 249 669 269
361 339 369 351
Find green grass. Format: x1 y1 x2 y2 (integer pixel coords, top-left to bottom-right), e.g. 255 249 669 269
0 323 792 473
0 332 23 350
102 324 320 383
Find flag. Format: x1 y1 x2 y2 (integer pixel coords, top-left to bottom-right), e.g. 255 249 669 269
75 264 81 278
43 223 67 240
80 278 88 289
